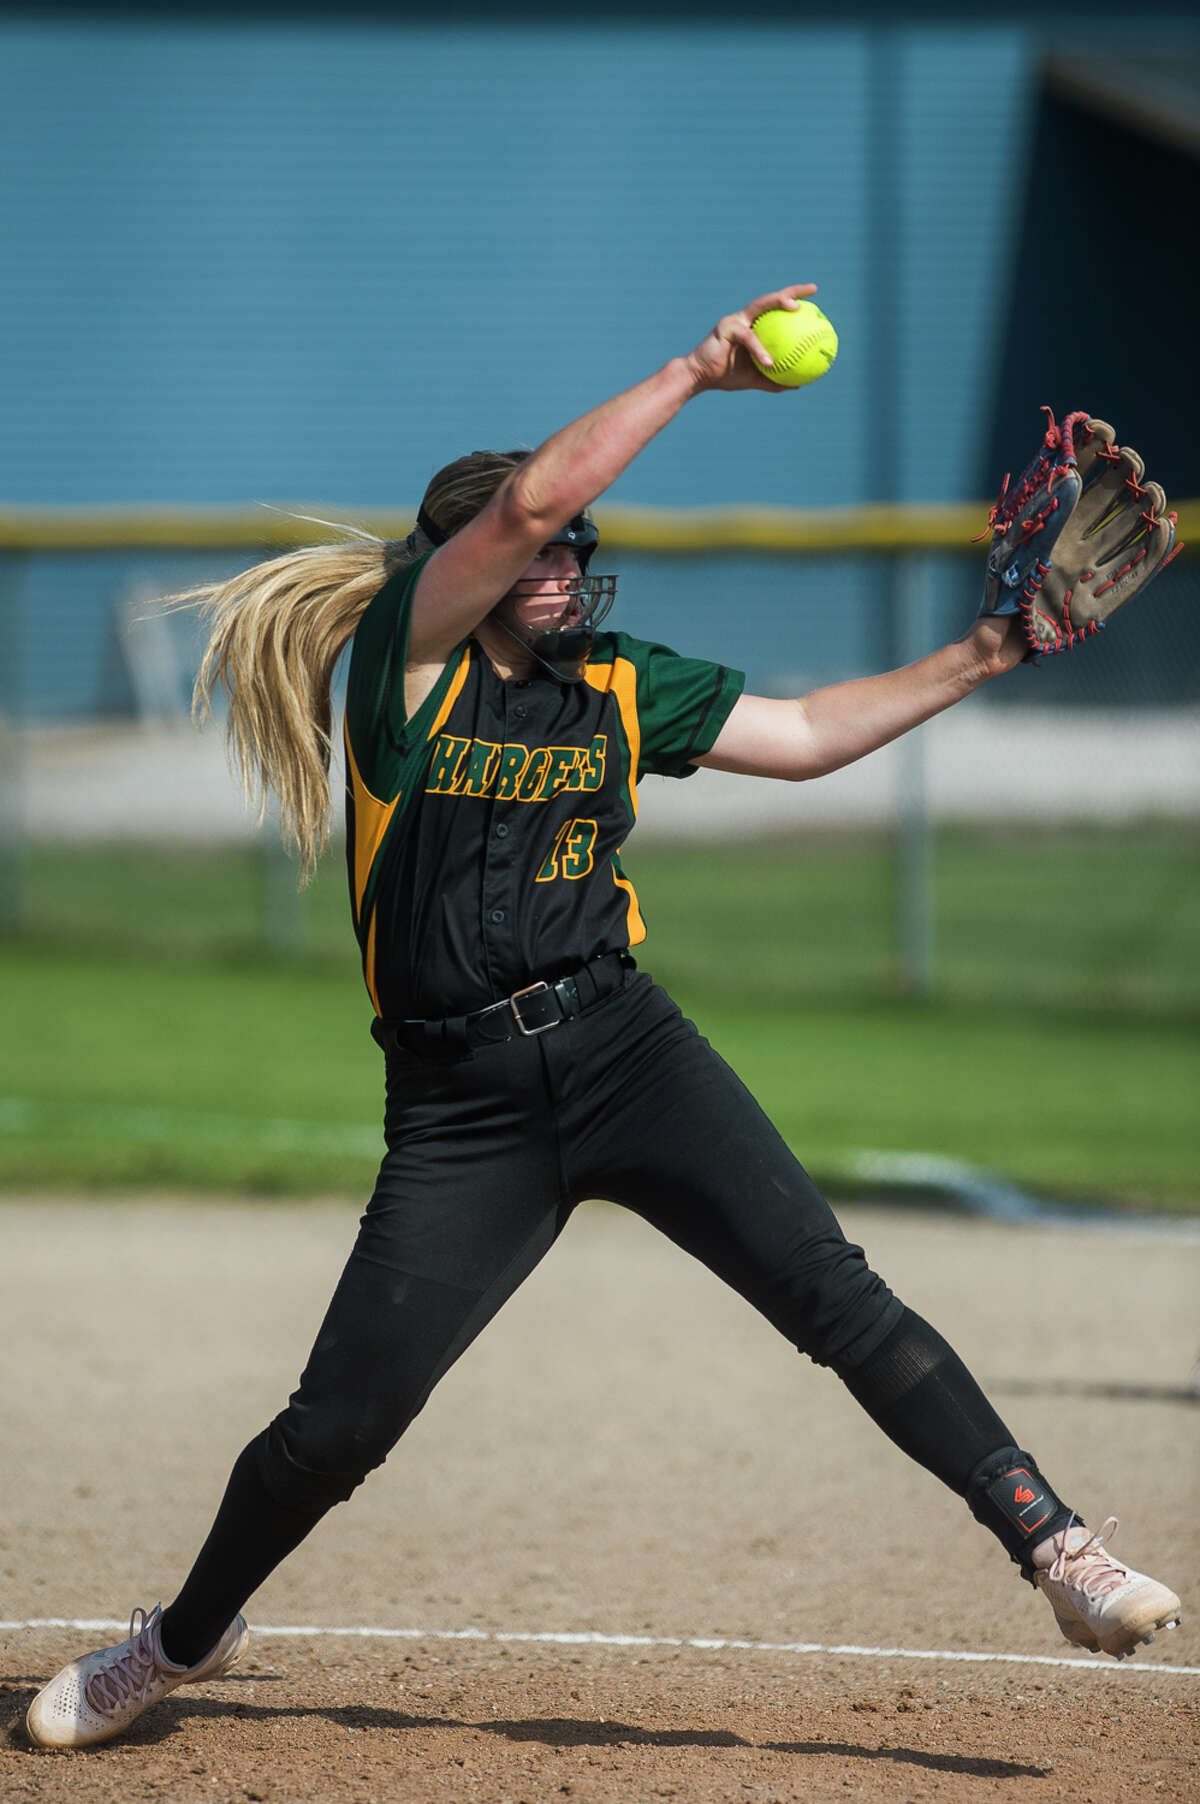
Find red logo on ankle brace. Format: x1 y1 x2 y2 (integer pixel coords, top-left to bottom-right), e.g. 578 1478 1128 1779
1014 1485 1036 1504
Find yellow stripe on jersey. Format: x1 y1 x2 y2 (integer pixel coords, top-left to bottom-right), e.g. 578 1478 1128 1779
343 723 403 927
611 866 647 945
584 656 646 944
426 643 472 741
584 656 641 819
363 904 382 1015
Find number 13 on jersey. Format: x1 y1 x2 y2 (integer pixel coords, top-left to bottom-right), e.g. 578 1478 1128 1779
535 819 598 883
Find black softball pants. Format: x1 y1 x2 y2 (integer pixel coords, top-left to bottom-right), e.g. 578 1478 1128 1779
263 971 905 1509
160 971 1066 1667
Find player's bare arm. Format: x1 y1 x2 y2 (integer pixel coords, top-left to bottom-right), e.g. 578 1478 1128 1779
695 614 1026 782
703 405 1180 784
404 283 818 684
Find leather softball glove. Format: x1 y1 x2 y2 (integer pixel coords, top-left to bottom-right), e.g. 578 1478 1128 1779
978 408 1179 661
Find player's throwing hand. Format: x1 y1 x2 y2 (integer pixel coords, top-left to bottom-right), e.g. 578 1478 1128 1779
686 283 818 392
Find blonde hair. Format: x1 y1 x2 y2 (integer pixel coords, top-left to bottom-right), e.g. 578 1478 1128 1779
179 448 531 883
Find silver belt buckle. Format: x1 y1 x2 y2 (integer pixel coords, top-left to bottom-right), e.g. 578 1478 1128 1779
509 979 557 1036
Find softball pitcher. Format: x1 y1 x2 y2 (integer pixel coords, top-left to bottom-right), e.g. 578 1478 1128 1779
27 284 1181 1749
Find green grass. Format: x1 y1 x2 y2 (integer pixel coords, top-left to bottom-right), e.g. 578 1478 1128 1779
2 830 1197 1207
19 824 1200 1013
688 1001 1198 1211
0 943 377 1195
631 824 1200 1017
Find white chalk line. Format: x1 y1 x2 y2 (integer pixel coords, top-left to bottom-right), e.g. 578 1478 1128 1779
4 1620 1197 1678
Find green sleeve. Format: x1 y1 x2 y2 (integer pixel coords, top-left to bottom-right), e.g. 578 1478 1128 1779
606 631 745 780
344 551 464 797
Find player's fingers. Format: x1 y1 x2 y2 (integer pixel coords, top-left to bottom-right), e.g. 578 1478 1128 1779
749 345 774 372
720 314 769 366
715 287 815 349
705 316 789 388
717 314 778 374
745 282 818 319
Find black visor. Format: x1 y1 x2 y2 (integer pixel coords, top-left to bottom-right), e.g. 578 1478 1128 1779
546 512 600 572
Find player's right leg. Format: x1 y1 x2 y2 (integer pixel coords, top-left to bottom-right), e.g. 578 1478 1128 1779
562 976 1182 1659
26 1032 568 1749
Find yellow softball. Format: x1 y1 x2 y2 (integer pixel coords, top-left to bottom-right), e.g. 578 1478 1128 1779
751 301 839 388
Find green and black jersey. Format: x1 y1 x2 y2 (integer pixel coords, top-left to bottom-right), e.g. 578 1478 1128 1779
343 554 744 1018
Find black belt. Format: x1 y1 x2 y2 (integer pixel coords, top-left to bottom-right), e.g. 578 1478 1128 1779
374 951 634 1058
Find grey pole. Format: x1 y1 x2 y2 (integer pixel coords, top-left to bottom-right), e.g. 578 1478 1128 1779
894 554 935 997
260 801 306 957
0 556 28 934
253 540 307 958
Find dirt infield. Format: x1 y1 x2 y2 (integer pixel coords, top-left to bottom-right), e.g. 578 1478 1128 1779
1 1197 1197 1802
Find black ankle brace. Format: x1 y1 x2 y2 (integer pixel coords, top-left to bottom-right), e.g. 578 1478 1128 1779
965 1448 1078 1581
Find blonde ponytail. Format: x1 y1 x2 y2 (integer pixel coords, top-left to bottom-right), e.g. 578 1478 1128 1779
176 448 532 885
180 536 392 883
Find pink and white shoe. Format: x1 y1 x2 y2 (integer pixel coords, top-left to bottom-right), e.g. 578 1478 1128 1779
26 1604 248 1748
1033 1517 1181 1660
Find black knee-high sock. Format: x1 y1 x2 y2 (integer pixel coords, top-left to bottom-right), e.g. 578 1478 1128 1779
833 1307 1076 1570
158 1436 329 1667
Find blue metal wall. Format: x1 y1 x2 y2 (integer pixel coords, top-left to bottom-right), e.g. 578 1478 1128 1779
3 18 1033 511
2 17 1036 714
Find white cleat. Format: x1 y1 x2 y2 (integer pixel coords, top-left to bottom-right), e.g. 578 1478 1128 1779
26 1604 248 1749
1033 1517 1182 1661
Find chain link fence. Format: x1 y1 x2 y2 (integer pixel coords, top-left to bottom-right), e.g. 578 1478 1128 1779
1 509 1196 1012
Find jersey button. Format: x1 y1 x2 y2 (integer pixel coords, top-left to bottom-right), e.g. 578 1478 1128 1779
490 908 506 924
495 823 510 838
513 704 528 719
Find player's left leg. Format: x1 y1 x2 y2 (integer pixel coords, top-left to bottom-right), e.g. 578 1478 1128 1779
26 1028 574 1748
559 976 1181 1658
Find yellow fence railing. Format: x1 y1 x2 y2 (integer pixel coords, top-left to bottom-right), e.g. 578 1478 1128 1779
1 501 1197 555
